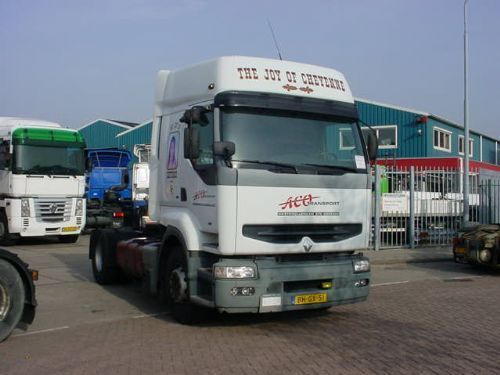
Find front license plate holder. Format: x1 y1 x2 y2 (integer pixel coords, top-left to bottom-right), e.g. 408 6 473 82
292 292 327 305
62 226 78 232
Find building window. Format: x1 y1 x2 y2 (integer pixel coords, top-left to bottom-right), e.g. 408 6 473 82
433 127 451 152
458 136 473 157
361 125 397 149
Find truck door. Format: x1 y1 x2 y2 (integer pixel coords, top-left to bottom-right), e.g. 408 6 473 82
183 110 217 234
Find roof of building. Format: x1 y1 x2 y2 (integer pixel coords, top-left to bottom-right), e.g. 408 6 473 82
115 120 152 138
78 118 136 131
106 119 139 128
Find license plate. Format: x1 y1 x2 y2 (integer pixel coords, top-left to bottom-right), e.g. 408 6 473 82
454 247 466 255
62 226 78 232
292 292 327 305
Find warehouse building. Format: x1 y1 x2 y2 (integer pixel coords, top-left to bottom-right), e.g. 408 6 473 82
77 100 500 168
356 99 499 166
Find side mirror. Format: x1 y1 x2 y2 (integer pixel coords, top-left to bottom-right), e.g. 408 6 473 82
183 127 200 159
213 141 235 159
180 106 208 126
85 158 93 172
365 129 378 162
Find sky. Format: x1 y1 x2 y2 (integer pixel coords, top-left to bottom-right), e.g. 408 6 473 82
1 0 499 138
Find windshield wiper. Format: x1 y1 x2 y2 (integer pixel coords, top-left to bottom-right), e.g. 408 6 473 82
303 164 359 174
232 159 298 173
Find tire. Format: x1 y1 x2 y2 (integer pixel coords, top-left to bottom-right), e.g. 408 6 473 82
90 229 135 285
162 245 205 325
0 212 17 246
90 230 121 285
0 259 25 342
58 234 79 244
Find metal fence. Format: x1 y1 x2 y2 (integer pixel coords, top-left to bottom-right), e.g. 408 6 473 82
372 165 481 249
479 179 500 224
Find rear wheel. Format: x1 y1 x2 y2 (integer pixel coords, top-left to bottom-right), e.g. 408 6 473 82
163 245 205 324
0 259 25 342
90 230 121 285
58 234 79 244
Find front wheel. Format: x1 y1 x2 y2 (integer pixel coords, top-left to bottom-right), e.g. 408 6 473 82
0 259 26 342
163 246 205 325
0 213 17 246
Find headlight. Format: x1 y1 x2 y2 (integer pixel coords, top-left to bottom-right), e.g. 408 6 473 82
479 249 492 263
75 199 83 216
21 198 30 217
214 266 256 279
353 259 370 273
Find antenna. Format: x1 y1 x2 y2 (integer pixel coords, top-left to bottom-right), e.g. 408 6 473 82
267 19 283 61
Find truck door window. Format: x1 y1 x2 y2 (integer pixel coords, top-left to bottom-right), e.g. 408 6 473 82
192 111 214 166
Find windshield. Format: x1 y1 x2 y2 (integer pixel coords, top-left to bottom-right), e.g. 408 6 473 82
13 144 85 175
220 108 366 172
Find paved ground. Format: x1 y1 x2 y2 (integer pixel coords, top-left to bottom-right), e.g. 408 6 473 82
1 235 499 374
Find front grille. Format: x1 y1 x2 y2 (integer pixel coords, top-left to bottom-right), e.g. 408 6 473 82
35 199 72 223
242 224 362 244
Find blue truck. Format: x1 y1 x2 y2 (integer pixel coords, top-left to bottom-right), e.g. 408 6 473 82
85 148 133 229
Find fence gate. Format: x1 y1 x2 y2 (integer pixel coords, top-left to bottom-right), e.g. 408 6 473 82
479 179 500 224
373 165 480 249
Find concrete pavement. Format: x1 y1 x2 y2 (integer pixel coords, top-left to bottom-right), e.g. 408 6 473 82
366 246 453 265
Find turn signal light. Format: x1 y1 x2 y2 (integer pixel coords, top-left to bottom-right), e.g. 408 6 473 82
31 270 39 281
321 281 333 289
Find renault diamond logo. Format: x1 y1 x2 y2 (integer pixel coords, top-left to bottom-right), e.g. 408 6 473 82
302 237 314 252
49 203 58 214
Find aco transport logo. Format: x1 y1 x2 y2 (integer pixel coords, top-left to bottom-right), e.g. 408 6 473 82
278 194 340 216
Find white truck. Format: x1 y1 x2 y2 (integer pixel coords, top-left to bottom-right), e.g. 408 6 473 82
89 56 377 323
0 117 86 244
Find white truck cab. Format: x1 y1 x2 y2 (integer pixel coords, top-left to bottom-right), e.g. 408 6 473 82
0 117 86 244
90 56 376 323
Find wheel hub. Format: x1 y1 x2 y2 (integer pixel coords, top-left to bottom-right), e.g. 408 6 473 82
0 282 11 321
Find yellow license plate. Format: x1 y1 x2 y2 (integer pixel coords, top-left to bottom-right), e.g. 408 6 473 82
454 247 466 255
293 292 327 305
62 226 78 232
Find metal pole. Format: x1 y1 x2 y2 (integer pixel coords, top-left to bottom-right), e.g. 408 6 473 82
463 0 470 226
409 167 415 248
374 165 382 251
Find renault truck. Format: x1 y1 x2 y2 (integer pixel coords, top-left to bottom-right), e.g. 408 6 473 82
0 117 86 244
89 56 377 323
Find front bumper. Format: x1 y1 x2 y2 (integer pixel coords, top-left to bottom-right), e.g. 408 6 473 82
5 198 85 237
210 255 370 314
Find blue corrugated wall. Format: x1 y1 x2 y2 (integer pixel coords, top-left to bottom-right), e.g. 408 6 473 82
356 100 498 164
356 101 427 160
115 121 153 163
